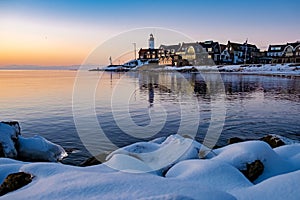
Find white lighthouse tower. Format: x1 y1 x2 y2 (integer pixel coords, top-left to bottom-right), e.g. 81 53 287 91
148 33 155 49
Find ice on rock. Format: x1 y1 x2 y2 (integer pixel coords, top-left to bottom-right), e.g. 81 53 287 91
106 134 203 174
0 122 19 158
18 135 68 162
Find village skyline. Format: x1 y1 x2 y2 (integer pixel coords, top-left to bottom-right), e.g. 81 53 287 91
1 0 299 66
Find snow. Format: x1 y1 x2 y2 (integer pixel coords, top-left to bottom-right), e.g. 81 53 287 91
232 170 300 200
161 63 300 75
166 160 252 191
1 134 300 199
106 135 203 175
0 159 236 200
18 135 68 162
212 141 300 183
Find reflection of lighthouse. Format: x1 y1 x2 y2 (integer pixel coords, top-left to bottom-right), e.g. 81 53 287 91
148 33 155 49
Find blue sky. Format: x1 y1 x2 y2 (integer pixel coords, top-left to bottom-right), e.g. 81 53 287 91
1 0 299 65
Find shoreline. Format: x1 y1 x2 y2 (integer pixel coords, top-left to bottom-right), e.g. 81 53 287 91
1 133 299 199
88 63 300 77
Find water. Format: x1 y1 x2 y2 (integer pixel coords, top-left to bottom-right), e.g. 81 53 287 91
1 70 300 165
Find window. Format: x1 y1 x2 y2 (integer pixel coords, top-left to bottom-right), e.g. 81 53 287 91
207 48 212 52
271 47 282 51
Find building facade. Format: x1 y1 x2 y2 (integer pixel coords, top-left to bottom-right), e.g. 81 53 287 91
267 42 300 63
199 40 221 64
220 41 260 64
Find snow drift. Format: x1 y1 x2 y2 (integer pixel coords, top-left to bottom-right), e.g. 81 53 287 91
0 134 300 199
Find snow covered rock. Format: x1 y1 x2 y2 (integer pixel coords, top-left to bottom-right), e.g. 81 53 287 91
166 160 252 191
231 169 300 200
0 122 20 158
17 135 68 162
212 141 300 183
106 134 203 175
1 121 68 162
1 137 300 199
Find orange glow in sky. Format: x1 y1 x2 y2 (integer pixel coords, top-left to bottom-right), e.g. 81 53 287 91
1 1 299 67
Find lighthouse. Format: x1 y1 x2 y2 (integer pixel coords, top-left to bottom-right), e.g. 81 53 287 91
148 33 155 49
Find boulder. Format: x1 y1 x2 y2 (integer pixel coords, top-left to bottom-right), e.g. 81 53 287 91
228 137 246 145
261 135 285 148
0 143 4 157
0 172 33 196
80 152 110 167
241 160 264 182
178 67 198 73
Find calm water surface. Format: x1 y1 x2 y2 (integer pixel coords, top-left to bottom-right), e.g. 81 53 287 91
1 70 299 165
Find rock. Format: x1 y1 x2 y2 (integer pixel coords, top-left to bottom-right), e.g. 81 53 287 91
241 160 264 182
228 137 246 145
0 143 4 157
80 152 110 166
178 67 198 73
0 172 33 196
261 135 285 148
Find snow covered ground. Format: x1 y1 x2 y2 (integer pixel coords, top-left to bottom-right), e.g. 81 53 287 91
1 134 300 200
159 63 300 76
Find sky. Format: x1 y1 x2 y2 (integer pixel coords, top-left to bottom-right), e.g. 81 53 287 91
0 0 300 66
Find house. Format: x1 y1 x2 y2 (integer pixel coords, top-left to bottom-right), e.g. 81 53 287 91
267 41 300 63
220 41 260 64
174 42 210 66
158 54 189 67
159 44 181 56
138 48 159 60
267 45 285 57
199 40 221 64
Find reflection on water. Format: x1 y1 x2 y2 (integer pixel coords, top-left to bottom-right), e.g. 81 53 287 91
0 70 299 165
